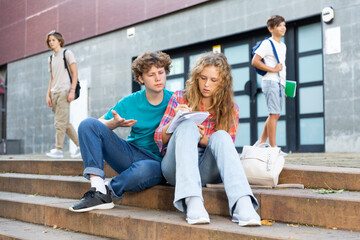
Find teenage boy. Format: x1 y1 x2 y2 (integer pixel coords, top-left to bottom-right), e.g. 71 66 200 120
69 52 173 212
251 15 287 155
45 31 81 159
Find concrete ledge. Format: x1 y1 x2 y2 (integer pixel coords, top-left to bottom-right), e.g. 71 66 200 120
0 217 108 240
2 159 360 191
0 191 359 240
258 188 360 232
1 173 360 231
279 164 360 191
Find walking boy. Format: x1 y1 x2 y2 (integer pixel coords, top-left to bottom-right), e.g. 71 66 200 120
46 31 81 158
251 15 287 154
69 52 173 212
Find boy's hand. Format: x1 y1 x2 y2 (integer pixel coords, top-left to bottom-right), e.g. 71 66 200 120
46 94 52 107
67 91 75 102
111 110 137 127
273 63 283 73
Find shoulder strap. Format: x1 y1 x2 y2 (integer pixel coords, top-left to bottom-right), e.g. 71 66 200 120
268 39 280 63
49 55 53 73
268 39 282 97
63 49 73 83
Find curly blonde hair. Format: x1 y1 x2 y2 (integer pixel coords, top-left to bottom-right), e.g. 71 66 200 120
131 52 172 84
184 52 236 132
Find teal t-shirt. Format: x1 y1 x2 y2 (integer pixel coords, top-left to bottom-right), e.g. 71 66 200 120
104 89 173 160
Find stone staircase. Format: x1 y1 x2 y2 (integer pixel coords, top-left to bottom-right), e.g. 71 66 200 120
0 156 360 239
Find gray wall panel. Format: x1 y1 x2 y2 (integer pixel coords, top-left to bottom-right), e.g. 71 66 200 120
5 0 360 153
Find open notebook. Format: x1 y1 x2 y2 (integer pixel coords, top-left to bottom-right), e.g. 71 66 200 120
166 111 210 134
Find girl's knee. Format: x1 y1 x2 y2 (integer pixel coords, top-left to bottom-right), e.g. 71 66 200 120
177 120 198 131
208 130 233 148
174 120 200 138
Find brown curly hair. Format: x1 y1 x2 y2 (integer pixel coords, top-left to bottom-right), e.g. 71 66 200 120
184 52 236 132
131 52 172 84
46 30 65 48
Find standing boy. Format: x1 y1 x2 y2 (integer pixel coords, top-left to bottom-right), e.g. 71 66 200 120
69 52 173 212
46 31 81 158
251 15 287 154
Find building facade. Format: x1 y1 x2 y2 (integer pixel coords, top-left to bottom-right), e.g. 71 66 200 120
1 0 360 153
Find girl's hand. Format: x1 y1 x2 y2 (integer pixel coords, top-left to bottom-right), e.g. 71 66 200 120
197 124 205 138
174 104 192 115
197 124 208 147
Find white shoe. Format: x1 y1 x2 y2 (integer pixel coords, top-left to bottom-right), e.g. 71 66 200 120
280 150 288 157
233 218 261 227
71 147 81 158
253 140 268 148
46 149 64 159
274 146 288 156
186 216 210 225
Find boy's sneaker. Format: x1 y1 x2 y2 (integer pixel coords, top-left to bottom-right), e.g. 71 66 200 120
69 186 114 212
46 149 64 159
70 147 81 158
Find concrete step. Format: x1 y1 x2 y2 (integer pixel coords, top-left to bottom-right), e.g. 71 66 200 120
279 164 360 191
0 191 358 240
0 217 111 240
1 159 360 191
0 173 359 232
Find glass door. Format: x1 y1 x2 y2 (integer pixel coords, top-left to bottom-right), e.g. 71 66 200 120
296 22 324 151
223 41 253 150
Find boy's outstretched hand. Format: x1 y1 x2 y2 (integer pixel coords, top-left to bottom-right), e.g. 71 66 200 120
111 110 137 127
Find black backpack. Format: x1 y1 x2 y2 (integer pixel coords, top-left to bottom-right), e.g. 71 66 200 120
49 49 81 99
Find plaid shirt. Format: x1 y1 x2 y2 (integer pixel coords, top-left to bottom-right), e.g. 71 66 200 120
155 90 239 154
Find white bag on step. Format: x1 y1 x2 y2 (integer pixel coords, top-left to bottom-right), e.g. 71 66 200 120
240 145 285 187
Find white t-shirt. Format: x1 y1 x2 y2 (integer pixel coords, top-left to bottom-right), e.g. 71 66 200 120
255 37 286 86
48 48 76 93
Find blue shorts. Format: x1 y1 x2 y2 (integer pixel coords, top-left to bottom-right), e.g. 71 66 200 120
262 80 285 115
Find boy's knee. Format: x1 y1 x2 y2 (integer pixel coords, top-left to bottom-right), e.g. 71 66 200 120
79 118 98 132
269 114 280 120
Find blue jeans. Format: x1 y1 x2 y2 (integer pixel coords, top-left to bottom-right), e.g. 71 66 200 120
161 120 258 215
78 118 163 200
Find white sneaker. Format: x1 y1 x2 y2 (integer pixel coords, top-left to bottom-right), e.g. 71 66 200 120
46 149 64 159
280 150 288 157
71 147 81 158
274 146 288 156
253 140 268 148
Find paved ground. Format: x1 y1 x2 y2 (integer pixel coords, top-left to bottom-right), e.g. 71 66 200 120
1 152 360 168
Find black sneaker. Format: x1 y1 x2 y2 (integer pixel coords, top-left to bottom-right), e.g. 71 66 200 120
69 186 114 212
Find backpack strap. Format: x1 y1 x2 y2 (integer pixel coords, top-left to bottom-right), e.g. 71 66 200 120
63 49 73 83
268 39 280 63
49 55 53 73
268 39 282 97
